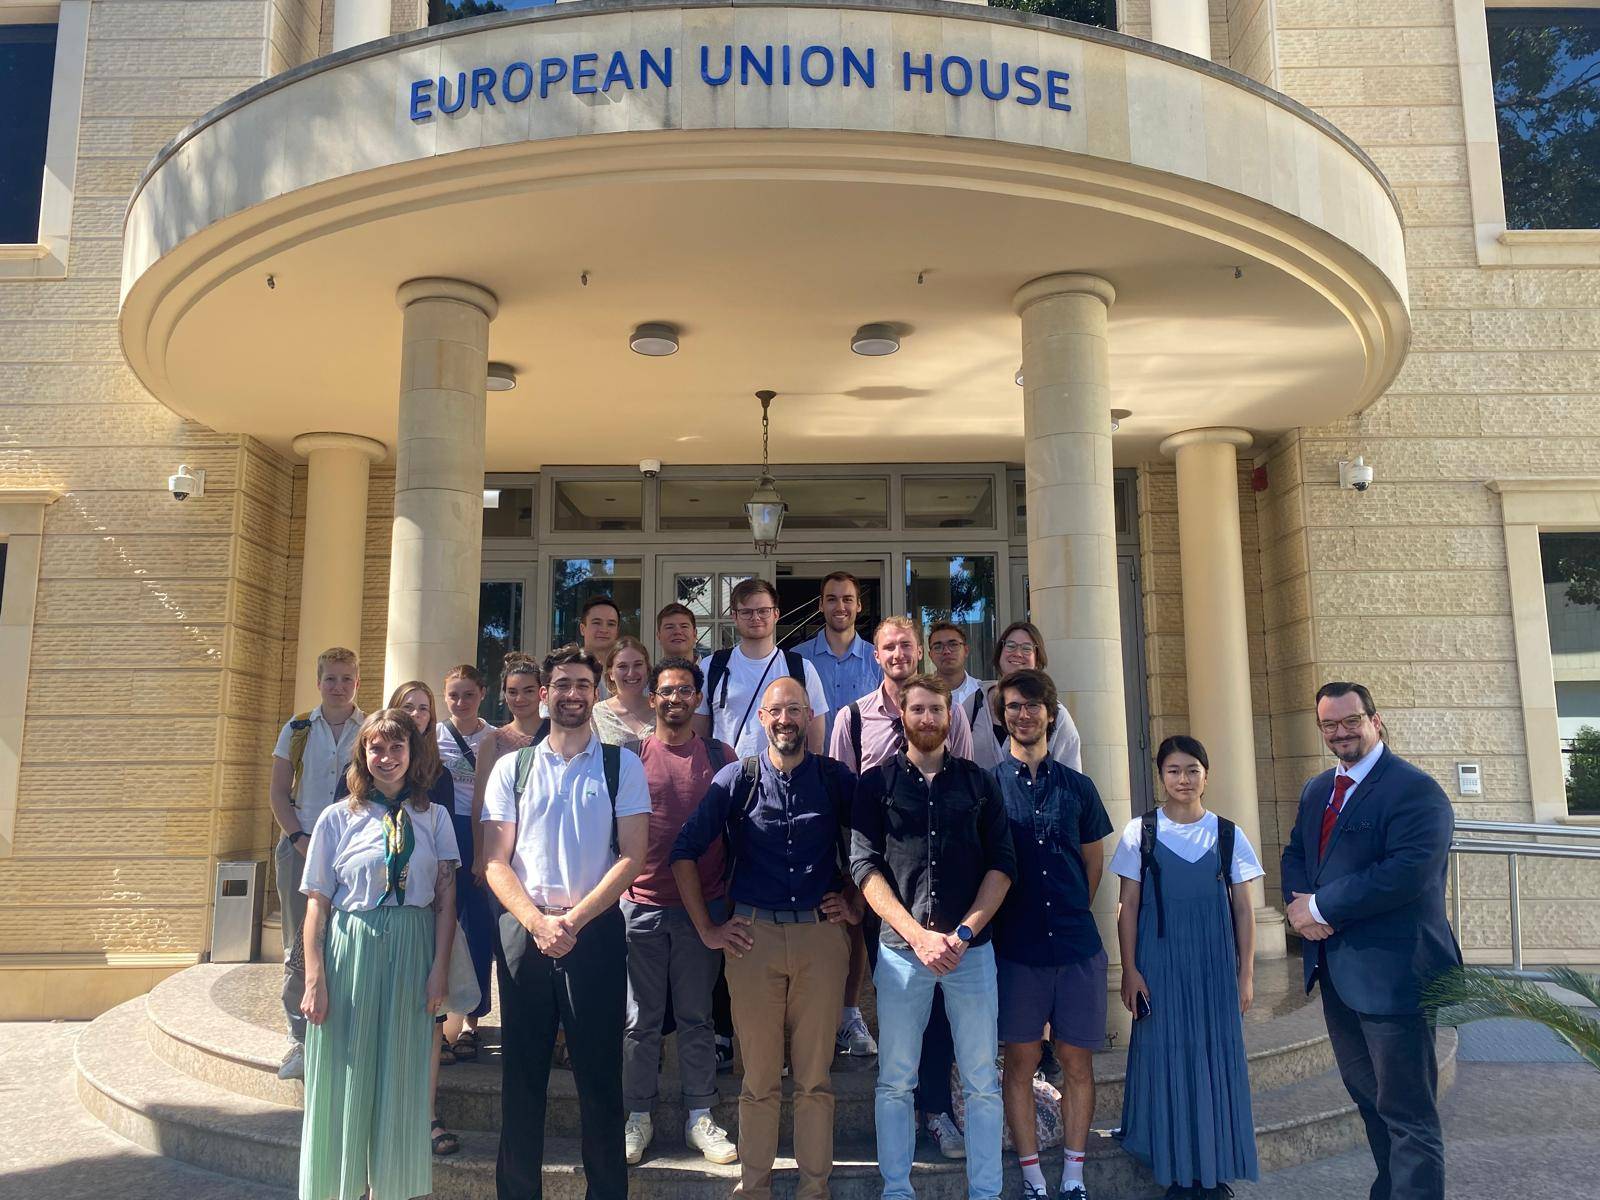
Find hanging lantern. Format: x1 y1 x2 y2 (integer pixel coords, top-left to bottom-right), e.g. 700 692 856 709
744 390 786 555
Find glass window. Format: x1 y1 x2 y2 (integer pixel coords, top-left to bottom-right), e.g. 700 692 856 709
658 477 890 531
670 569 755 653
1011 476 1027 539
0 25 57 245
1487 8 1600 230
482 486 534 538
551 480 642 532
551 557 641 648
907 554 998 671
477 579 526 726
1542 532 1600 812
904 476 995 530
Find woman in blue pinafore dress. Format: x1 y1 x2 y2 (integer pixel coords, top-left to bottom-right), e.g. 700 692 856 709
1109 734 1263 1200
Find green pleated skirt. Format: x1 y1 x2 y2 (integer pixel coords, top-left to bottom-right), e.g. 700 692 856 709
300 904 436 1200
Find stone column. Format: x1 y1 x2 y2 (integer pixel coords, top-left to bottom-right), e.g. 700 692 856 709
291 433 386 712
385 278 497 699
332 0 391 52
1160 427 1286 959
1013 274 1132 1010
1149 0 1213 59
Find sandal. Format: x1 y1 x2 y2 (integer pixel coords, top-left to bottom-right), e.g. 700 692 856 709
439 1040 457 1067
453 1028 480 1062
431 1119 461 1157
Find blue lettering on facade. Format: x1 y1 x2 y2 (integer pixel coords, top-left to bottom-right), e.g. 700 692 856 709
406 45 1069 120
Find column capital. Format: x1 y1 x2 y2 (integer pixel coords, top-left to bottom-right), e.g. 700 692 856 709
395 277 499 321
292 432 388 462
1012 273 1116 316
1159 427 1253 457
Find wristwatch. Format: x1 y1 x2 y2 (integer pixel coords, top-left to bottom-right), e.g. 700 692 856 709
955 923 974 944
290 830 310 846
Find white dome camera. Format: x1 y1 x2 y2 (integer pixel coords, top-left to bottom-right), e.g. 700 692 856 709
639 459 662 479
1338 456 1373 493
168 464 205 501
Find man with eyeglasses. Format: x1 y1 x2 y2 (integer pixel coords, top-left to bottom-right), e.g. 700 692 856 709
1281 682 1460 1200
928 620 983 711
851 672 1015 1200
671 676 862 1200
481 644 652 1200
694 577 830 755
620 657 738 1166
988 669 1112 1200
964 621 1082 771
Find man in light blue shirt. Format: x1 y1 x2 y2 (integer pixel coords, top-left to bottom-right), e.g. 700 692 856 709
795 571 883 745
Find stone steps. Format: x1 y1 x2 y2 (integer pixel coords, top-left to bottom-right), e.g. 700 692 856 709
75 962 1458 1200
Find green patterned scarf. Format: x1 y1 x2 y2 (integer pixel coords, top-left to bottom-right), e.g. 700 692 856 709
373 786 415 905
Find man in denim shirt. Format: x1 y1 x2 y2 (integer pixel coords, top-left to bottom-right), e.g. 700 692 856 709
671 676 863 1200
989 670 1112 1200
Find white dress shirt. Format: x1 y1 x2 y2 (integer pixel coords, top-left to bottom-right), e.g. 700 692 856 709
1307 739 1385 926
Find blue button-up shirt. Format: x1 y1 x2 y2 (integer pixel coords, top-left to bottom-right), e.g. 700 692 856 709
670 751 856 912
990 757 1113 966
796 629 883 743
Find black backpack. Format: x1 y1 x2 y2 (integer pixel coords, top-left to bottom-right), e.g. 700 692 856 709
705 648 808 720
722 753 849 886
514 739 623 854
1137 809 1236 939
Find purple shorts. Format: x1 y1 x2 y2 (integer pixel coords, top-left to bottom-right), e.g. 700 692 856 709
997 949 1109 1049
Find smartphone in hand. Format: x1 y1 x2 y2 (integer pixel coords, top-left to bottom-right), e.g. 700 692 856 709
1134 992 1152 1021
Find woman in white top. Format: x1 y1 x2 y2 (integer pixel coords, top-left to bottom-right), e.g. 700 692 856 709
298 708 460 1200
965 621 1083 770
592 636 655 745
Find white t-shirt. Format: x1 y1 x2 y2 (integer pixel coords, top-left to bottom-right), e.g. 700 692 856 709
1109 810 1267 884
437 720 495 818
272 706 364 830
947 673 983 711
300 798 460 912
480 733 652 907
695 646 830 756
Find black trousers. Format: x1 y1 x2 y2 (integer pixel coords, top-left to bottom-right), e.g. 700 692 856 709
1320 963 1445 1200
496 907 628 1200
865 911 956 1115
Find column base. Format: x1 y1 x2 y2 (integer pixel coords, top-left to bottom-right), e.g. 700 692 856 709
1254 905 1288 960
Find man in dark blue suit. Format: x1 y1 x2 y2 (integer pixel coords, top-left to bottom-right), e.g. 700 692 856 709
1281 682 1461 1200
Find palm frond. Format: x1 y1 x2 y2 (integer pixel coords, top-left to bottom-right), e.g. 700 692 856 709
1423 966 1600 1072
1546 965 1600 1010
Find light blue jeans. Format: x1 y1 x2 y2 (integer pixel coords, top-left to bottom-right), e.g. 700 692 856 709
873 939 1003 1200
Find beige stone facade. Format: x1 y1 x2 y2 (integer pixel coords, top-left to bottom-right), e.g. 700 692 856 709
0 0 1595 1017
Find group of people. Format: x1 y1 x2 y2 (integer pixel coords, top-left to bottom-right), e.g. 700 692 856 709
272 572 1460 1200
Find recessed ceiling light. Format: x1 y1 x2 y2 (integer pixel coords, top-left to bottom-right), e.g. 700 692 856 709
851 323 899 356
1014 367 1024 387
631 322 679 356
1111 408 1133 431
486 363 517 391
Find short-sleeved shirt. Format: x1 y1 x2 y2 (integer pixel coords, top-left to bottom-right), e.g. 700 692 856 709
795 629 883 744
965 686 1083 772
437 720 494 818
990 757 1114 966
300 797 460 912
695 646 830 756
628 735 736 907
946 673 983 712
273 706 365 829
826 683 977 773
1108 810 1267 884
480 732 652 908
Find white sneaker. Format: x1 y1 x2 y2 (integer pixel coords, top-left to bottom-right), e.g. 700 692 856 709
926 1112 965 1159
624 1113 653 1165
836 1013 878 1057
685 1113 738 1165
277 1042 304 1080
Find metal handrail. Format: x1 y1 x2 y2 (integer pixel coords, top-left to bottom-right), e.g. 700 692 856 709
1449 830 1600 972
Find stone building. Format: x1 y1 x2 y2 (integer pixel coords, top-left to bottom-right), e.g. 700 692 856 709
0 0 1596 1020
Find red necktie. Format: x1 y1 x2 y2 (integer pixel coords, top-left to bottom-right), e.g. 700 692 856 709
1319 774 1355 859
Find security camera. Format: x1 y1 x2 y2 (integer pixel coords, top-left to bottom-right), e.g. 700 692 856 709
167 464 205 501
1338 457 1373 492
639 459 662 479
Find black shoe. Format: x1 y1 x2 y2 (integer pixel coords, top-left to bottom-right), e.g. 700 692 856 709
715 1035 734 1072
1162 1188 1194 1200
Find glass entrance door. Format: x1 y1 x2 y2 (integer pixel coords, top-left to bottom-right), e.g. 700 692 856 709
478 563 535 725
656 556 775 659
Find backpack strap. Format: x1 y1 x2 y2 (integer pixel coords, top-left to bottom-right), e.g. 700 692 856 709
286 711 315 802
513 745 537 798
721 755 763 883
445 721 477 769
602 742 622 857
783 649 807 684
1138 809 1166 939
706 648 735 712
848 701 863 771
531 716 551 746
703 737 730 771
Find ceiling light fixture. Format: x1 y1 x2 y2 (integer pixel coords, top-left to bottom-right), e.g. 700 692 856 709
1014 367 1024 387
745 390 786 555
486 363 517 392
630 322 679 356
1110 408 1132 431
851 323 900 356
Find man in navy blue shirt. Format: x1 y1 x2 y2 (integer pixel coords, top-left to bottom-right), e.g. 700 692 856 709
990 669 1113 1200
671 676 862 1200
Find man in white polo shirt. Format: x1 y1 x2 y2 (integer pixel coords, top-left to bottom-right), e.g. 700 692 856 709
482 643 651 1200
267 645 363 1081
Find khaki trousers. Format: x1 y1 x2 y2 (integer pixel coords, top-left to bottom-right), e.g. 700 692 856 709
724 917 850 1200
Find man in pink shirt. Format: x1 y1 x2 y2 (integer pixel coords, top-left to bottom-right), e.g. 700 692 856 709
621 657 739 1167
829 616 975 772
